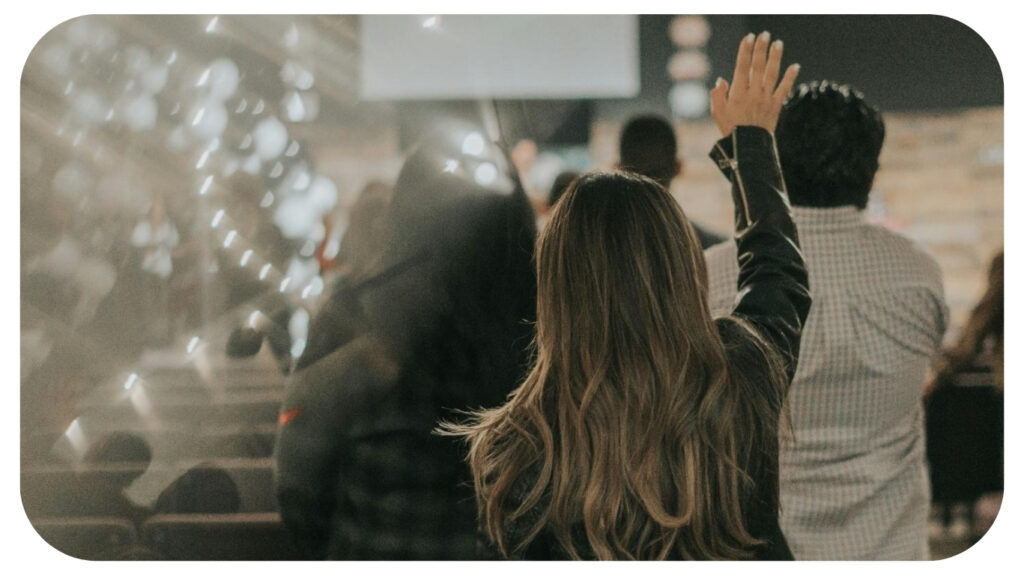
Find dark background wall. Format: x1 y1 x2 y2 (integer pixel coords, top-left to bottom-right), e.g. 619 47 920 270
597 14 1003 122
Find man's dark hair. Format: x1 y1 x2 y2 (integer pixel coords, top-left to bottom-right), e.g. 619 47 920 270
548 170 580 208
618 115 679 188
776 81 885 210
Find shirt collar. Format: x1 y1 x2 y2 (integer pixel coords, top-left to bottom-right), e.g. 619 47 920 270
792 206 865 232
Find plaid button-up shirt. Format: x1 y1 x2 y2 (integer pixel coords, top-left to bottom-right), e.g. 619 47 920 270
705 206 948 560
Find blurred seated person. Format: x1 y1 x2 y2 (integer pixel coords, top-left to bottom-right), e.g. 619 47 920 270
618 114 726 248
153 463 241 514
26 432 152 525
275 122 537 559
925 249 1003 536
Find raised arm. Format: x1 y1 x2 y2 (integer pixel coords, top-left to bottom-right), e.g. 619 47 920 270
707 32 810 381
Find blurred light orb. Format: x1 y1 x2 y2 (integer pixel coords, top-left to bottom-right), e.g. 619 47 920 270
53 162 94 200
282 90 319 122
669 16 711 47
474 162 498 186
203 58 240 101
308 176 338 211
461 132 486 156
285 140 301 157
281 61 315 90
121 94 158 132
124 45 152 75
187 99 229 140
90 25 119 52
290 168 312 192
66 18 96 46
280 163 312 193
311 221 326 243
283 91 306 122
421 15 441 29
308 276 325 297
166 125 188 152
73 90 107 124
294 70 315 91
41 42 72 77
140 65 169 94
274 195 319 239
222 158 240 177
669 82 709 119
243 154 262 175
667 51 710 81
253 116 289 160
284 23 300 50
269 161 285 179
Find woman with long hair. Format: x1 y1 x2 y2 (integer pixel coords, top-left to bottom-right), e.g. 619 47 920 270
443 32 810 560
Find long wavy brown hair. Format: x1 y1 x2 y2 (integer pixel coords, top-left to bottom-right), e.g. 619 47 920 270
443 171 787 560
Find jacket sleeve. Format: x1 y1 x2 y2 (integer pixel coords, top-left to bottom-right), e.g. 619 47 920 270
708 126 811 382
274 360 346 559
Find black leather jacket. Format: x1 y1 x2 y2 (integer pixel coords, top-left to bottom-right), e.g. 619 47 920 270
488 126 811 560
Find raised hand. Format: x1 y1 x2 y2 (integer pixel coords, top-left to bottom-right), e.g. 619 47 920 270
709 31 800 137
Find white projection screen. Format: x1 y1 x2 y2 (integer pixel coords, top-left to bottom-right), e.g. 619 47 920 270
360 15 640 100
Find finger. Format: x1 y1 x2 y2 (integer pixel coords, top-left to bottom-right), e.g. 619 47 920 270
709 77 729 112
750 31 771 90
730 33 755 95
709 77 729 132
772 63 801 108
763 39 783 91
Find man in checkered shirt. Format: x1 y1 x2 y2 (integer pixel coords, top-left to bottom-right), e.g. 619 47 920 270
705 81 948 560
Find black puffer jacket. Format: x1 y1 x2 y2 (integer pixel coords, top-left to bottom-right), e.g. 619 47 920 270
486 126 811 561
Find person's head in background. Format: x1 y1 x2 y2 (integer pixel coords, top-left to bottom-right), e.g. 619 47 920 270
546 170 579 212
154 463 241 514
775 81 885 210
617 114 726 249
617 115 681 190
83 432 152 485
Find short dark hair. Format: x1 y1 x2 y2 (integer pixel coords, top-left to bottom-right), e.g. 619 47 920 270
618 115 678 188
776 81 885 209
548 170 579 208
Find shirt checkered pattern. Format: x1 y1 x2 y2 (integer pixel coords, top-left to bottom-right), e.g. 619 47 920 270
705 206 948 560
